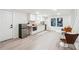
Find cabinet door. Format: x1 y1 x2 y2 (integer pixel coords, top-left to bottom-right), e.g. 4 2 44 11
0 10 13 41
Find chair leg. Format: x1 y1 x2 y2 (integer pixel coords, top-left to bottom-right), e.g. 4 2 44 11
59 41 66 50
67 44 76 50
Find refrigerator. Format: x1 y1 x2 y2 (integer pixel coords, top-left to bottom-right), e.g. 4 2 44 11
19 24 30 38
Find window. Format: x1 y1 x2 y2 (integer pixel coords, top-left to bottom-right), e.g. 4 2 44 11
51 18 56 26
51 18 63 27
57 18 63 27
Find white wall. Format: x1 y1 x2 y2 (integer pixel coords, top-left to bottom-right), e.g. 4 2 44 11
0 10 28 41
46 9 79 33
70 10 76 27
73 10 79 33
46 15 72 32
0 10 13 41
13 12 28 38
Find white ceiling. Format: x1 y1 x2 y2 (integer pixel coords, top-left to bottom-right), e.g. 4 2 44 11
0 9 75 16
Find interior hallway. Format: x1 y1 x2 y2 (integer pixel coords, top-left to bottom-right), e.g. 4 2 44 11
0 31 75 50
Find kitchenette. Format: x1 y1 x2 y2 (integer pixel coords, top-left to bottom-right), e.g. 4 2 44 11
19 20 45 38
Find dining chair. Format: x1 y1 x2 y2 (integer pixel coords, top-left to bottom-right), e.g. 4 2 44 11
60 33 79 50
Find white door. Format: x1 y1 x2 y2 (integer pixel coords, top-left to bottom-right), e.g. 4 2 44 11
0 10 13 41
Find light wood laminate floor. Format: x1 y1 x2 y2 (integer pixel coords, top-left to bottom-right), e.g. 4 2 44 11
0 31 76 50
